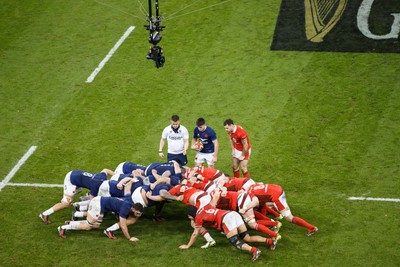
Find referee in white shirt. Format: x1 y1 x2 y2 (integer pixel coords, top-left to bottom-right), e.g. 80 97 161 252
159 115 189 166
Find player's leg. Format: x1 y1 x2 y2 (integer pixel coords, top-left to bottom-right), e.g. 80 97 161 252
58 198 102 238
98 181 111 197
239 148 251 178
239 159 250 178
224 213 261 261
205 153 215 169
40 198 71 225
239 224 277 250
259 203 282 219
199 227 216 248
153 201 166 222
40 172 75 224
104 222 120 239
253 210 278 226
232 157 240 177
113 162 125 176
194 152 205 168
244 210 281 238
276 192 318 236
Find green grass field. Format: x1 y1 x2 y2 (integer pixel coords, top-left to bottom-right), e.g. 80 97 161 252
1 0 399 266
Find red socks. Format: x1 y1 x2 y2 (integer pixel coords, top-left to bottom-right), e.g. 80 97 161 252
255 223 278 237
292 216 315 230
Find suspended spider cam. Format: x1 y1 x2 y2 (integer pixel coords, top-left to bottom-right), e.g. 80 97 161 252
145 0 165 68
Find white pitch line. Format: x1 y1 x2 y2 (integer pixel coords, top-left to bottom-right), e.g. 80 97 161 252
7 182 63 188
86 26 136 83
0 146 37 192
348 196 400 203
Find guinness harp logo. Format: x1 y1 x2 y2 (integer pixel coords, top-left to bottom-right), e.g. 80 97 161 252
271 0 400 53
304 0 348 42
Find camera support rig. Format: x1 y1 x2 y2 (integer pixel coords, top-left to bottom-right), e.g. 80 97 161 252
145 0 165 68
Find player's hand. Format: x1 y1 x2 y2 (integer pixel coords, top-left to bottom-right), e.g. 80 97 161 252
239 208 246 214
117 183 123 190
221 190 227 197
129 237 139 242
179 244 190 249
159 152 164 158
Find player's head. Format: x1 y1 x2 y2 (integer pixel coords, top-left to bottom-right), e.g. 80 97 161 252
223 118 234 126
131 203 144 217
196 117 206 131
187 206 198 220
223 119 235 132
171 115 180 129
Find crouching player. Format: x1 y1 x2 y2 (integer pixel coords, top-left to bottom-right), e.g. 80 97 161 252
39 168 114 224
179 189 277 262
57 196 143 241
244 183 318 236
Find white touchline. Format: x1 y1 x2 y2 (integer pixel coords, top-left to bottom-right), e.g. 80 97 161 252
0 146 38 192
86 25 136 83
7 182 63 188
348 196 400 203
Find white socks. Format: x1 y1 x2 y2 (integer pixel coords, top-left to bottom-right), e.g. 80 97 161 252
43 208 54 216
106 223 120 232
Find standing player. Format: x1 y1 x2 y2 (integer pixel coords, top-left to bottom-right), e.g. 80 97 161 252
159 115 189 166
191 117 219 168
223 119 251 178
39 168 114 224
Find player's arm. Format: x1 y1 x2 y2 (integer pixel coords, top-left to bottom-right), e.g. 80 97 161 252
240 137 249 159
227 138 235 157
183 138 189 155
117 177 136 190
216 176 229 188
212 139 219 162
159 189 184 202
123 178 138 195
147 194 164 202
209 188 221 207
172 160 181 175
146 190 164 202
150 169 171 189
191 137 198 150
179 225 201 249
239 196 259 214
119 217 138 241
158 137 166 157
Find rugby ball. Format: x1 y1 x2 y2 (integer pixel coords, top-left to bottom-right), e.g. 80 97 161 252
192 141 204 151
